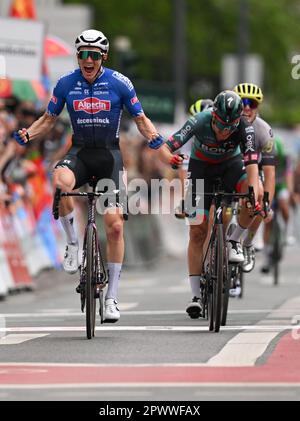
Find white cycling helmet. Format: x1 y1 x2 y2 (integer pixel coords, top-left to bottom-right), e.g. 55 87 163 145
75 29 109 53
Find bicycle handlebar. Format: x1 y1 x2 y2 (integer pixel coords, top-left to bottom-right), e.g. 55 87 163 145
201 185 256 208
52 188 120 220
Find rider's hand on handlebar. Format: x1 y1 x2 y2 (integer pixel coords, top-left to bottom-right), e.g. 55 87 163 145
13 128 30 146
170 154 187 169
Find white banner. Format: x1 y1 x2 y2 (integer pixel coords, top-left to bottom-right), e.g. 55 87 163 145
0 17 44 80
221 54 264 90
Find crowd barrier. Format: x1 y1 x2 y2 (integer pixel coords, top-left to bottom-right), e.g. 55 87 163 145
0 201 64 300
0 196 190 301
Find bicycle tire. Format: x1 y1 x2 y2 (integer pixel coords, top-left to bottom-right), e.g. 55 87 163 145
272 214 281 286
207 236 215 331
214 224 224 332
238 267 244 298
221 259 230 326
99 289 104 324
86 225 97 339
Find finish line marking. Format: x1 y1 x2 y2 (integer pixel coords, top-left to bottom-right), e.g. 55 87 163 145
1 308 300 318
0 382 300 390
0 325 298 333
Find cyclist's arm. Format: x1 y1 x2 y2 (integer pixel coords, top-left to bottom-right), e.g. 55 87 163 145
262 165 275 203
246 163 259 201
133 114 160 141
166 117 197 152
239 119 259 200
26 112 58 141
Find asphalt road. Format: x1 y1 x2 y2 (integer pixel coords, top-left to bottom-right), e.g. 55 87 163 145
0 241 300 402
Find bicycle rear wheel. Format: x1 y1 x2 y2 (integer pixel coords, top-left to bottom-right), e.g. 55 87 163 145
271 213 281 286
86 225 97 339
99 289 104 324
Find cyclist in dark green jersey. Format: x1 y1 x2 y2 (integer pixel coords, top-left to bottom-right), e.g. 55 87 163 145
158 90 259 317
175 99 214 219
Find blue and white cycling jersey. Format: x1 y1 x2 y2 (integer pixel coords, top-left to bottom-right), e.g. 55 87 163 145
47 67 144 148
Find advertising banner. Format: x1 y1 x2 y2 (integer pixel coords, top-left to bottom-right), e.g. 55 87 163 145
0 17 44 80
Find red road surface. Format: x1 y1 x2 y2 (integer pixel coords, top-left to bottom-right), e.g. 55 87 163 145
0 332 299 385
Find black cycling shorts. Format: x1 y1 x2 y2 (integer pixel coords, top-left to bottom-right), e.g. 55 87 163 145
54 146 127 208
186 155 246 218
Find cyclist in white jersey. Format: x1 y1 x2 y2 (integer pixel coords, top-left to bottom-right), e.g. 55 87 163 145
14 29 164 323
233 83 276 273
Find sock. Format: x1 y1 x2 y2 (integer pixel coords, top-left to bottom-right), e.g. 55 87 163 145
243 230 255 247
189 275 201 298
106 263 122 301
59 211 78 245
229 222 247 243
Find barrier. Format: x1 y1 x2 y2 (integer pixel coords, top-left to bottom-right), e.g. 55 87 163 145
0 204 34 291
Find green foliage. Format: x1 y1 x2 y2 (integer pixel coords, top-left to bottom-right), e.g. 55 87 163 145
63 0 300 124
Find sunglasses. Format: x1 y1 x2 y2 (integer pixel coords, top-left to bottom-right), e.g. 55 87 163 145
242 98 259 109
77 50 103 60
212 113 240 132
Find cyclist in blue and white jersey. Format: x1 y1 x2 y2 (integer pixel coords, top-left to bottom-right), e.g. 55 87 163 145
14 29 163 323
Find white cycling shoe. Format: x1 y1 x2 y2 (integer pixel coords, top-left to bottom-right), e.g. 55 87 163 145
104 298 120 323
242 245 255 272
227 240 244 263
63 243 79 274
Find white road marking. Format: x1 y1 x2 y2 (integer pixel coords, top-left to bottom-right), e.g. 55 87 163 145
0 382 299 390
206 332 280 366
0 334 49 345
2 308 299 318
205 295 300 367
0 325 297 333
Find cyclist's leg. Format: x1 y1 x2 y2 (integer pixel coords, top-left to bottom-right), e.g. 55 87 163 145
102 149 126 322
222 157 248 262
242 179 264 272
53 148 89 273
185 158 212 317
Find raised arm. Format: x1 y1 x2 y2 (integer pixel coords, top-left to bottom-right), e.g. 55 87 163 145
14 112 58 144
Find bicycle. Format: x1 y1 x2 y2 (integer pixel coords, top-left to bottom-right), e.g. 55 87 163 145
199 180 255 333
52 178 118 339
267 197 285 286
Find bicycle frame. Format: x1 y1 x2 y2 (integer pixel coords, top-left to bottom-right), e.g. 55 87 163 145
201 184 254 332
52 181 119 339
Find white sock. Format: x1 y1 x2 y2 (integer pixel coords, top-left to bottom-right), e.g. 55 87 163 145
229 222 247 243
106 263 122 301
189 275 201 298
59 211 78 245
243 230 255 247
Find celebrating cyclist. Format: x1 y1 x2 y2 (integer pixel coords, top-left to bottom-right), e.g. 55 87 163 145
158 90 259 318
14 29 163 323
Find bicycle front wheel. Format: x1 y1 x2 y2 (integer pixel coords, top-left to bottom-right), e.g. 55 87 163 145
213 224 224 332
86 225 97 339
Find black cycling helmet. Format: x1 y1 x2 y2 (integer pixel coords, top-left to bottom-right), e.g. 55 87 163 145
213 90 243 124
